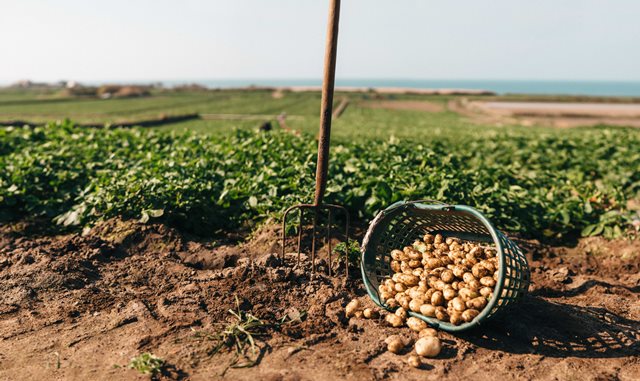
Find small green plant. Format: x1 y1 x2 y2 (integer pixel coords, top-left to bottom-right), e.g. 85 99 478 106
194 296 267 374
128 353 164 375
333 239 361 267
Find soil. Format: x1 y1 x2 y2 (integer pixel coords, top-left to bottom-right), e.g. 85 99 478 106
0 219 639 381
449 99 640 128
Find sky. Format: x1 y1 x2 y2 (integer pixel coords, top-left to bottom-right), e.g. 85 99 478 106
1 0 639 83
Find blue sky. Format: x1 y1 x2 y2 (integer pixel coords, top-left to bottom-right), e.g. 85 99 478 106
1 0 639 82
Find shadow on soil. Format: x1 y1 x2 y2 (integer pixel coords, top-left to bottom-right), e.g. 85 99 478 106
460 296 640 358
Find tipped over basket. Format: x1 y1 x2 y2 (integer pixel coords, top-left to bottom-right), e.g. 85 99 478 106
360 200 531 332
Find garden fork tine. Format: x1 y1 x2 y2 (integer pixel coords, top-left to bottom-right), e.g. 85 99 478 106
281 0 349 278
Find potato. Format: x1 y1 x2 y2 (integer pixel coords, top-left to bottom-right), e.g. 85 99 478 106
399 296 411 310
407 354 422 368
462 272 476 284
385 335 405 353
461 308 480 322
411 268 423 277
433 280 446 291
451 281 460 290
458 288 479 301
390 260 402 273
407 288 423 300
481 260 496 273
450 297 466 312
396 274 419 287
441 269 454 283
384 279 395 289
413 240 427 253
419 304 436 317
449 251 463 262
380 291 392 301
423 233 435 243
425 258 443 270
415 336 441 357
479 286 493 297
386 298 399 308
468 246 482 257
461 258 478 267
390 249 405 261
424 288 435 301
442 287 457 301
433 234 443 245
472 263 489 278
484 248 496 258
419 328 438 338
480 276 496 287
395 307 408 320
363 308 379 319
449 311 464 325
407 259 422 268
345 299 361 317
405 248 423 261
386 313 405 328
466 296 487 310
434 306 449 322
467 279 481 291
430 291 444 306
406 317 428 332
409 298 424 312
395 283 407 293
354 310 363 318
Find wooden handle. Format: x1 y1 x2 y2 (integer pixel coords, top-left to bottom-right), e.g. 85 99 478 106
314 0 341 206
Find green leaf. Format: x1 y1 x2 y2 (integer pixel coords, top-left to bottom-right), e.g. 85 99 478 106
147 209 164 218
584 200 593 214
581 224 597 237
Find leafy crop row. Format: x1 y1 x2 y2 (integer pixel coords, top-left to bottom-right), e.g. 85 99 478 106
1 121 638 238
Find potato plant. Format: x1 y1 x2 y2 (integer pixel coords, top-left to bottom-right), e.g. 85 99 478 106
0 120 638 238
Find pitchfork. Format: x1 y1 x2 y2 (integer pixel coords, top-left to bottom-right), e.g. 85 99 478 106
281 0 350 277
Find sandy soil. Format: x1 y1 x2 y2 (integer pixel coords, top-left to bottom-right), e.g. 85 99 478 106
474 102 640 118
0 219 639 381
465 100 640 128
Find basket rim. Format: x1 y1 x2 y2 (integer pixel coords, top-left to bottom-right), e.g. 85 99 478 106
359 200 508 332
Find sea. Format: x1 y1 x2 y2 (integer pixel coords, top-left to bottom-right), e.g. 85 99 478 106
3 78 640 97
162 79 640 97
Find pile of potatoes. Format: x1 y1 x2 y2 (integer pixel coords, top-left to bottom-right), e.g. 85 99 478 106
345 298 442 367
378 233 499 326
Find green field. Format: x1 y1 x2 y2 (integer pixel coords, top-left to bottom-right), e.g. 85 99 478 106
0 88 528 139
1 88 639 239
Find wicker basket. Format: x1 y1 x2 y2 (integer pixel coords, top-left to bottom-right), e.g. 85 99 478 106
360 200 530 332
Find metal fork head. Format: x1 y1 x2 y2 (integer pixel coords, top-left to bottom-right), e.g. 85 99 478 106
281 203 349 278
